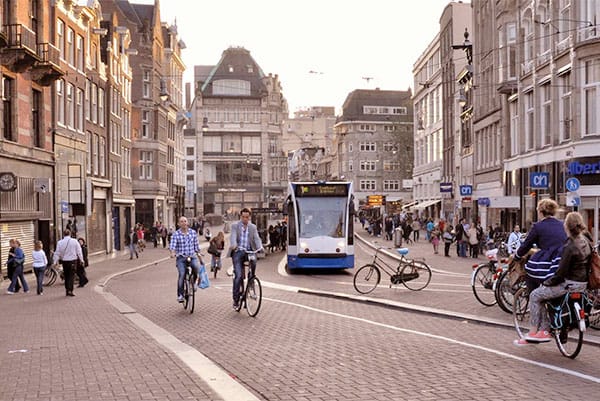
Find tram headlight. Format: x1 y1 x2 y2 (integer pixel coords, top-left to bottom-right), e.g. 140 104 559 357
300 242 308 248
337 241 345 248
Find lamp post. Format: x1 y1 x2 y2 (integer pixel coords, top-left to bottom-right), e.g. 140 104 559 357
196 117 209 217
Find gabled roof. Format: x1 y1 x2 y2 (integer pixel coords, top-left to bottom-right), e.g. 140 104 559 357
114 0 143 24
200 47 267 97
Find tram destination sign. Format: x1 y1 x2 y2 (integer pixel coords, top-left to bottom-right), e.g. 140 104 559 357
295 184 349 197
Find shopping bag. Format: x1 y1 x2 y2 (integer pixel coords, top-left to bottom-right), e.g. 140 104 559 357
199 264 210 289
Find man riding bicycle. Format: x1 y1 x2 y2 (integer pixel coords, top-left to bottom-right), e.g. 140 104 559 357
169 216 202 303
229 208 263 309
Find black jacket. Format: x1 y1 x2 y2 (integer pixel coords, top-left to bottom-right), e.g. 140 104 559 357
546 234 591 285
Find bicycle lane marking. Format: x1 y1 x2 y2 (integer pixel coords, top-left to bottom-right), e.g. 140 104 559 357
96 260 261 401
264 296 600 385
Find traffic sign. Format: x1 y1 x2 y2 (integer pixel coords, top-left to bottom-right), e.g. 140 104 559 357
566 192 581 206
440 182 452 193
565 177 580 192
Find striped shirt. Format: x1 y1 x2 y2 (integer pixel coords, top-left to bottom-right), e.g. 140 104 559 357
169 228 200 256
239 224 249 250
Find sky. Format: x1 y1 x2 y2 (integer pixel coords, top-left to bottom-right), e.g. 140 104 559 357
133 0 466 115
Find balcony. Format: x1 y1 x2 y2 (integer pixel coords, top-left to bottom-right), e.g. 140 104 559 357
0 24 39 72
0 25 6 47
31 43 64 86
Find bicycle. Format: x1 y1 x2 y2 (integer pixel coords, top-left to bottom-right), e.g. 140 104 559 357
513 286 592 359
176 254 197 314
471 248 503 307
353 246 432 294
234 248 262 317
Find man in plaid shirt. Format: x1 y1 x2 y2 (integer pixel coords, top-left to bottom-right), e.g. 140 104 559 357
169 216 202 303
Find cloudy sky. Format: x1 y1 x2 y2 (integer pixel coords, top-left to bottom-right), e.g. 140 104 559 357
133 0 468 115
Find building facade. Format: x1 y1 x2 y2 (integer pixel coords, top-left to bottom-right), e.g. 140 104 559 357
187 47 288 219
334 89 414 214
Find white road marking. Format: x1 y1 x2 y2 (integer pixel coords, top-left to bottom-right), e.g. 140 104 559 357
265 297 600 384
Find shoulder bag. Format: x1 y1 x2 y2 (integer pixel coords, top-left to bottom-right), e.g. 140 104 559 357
588 247 600 290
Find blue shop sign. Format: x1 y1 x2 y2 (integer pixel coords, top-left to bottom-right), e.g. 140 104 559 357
440 182 452 193
477 197 490 207
568 160 600 175
530 172 549 189
459 185 472 196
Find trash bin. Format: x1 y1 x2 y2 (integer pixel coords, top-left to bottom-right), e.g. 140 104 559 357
393 227 403 247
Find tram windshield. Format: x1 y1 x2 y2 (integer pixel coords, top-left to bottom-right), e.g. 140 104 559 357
297 197 346 238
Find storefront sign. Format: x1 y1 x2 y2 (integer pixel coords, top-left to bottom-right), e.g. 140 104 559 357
529 172 549 189
568 161 600 175
459 185 472 196
440 182 453 193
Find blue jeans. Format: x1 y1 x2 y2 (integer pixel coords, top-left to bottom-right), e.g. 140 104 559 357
34 266 45 294
8 264 29 293
175 256 200 297
232 249 256 304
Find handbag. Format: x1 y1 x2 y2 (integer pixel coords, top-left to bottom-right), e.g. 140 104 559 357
199 264 210 289
588 249 600 290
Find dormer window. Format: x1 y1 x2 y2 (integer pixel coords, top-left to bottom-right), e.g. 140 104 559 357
228 64 234 73
247 64 253 73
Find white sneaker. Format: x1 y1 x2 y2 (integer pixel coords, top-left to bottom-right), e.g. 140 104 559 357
177 295 184 303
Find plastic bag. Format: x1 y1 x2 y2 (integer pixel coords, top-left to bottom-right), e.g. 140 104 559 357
199 264 210 289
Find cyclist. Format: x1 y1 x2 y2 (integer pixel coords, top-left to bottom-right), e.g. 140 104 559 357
169 216 202 303
514 212 591 345
228 208 263 309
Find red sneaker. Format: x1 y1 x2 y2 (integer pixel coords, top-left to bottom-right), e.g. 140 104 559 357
526 330 552 342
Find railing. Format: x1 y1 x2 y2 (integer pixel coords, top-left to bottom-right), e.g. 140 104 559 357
521 60 534 75
4 24 37 53
577 26 599 42
36 42 60 66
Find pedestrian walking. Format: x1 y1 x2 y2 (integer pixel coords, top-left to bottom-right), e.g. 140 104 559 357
7 239 29 294
5 239 21 293
443 225 454 257
411 219 420 242
160 223 168 248
431 225 441 254
32 240 48 295
52 229 83 297
76 238 89 287
468 224 479 258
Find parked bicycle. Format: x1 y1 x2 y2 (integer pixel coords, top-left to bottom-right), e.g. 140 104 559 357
176 254 197 314
234 248 262 317
513 286 593 358
353 246 432 294
471 248 504 307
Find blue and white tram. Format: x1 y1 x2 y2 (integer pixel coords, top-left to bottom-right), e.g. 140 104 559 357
285 181 355 269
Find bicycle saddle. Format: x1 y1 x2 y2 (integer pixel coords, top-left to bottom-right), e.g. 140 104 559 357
396 248 409 256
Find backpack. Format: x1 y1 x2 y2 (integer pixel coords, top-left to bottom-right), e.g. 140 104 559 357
588 246 600 290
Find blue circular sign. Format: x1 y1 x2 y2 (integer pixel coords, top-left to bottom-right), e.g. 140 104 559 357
566 177 580 192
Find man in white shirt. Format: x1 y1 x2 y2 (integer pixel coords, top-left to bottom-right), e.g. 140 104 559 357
53 229 83 297
507 225 522 255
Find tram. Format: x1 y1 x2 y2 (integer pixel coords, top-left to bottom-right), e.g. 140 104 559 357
285 181 355 269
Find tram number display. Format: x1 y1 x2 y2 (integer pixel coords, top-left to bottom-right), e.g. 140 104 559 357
295 184 349 197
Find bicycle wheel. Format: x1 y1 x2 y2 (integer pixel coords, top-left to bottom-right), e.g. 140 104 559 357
400 261 431 291
183 274 190 310
471 264 497 306
554 321 584 359
513 287 531 339
43 267 57 287
353 264 381 294
188 273 195 314
245 276 262 317
494 270 516 314
586 289 600 329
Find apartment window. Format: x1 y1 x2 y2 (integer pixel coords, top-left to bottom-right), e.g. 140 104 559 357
99 136 106 177
348 143 353 152
56 79 65 125
359 180 376 191
86 131 92 174
186 160 194 170
538 4 551 56
92 134 99 175
76 88 84 132
383 180 400 191
360 160 377 171
32 89 42 147
358 124 375 131
583 59 599 136
186 147 194 156
76 34 84 70
383 161 400 171
66 83 74 128
91 83 97 123
91 43 97 69
67 28 74 66
558 0 571 42
523 11 534 63
540 83 551 146
122 147 131 179
348 160 353 172
509 98 519 156
143 70 151 98
359 142 376 152
98 88 105 127
525 91 534 150
141 110 150 138
2 77 14 141
559 72 572 142
140 151 153 179
85 80 90 120
56 19 65 59
499 22 517 80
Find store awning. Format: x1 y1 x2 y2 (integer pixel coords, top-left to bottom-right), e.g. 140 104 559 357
412 199 441 210
401 200 418 210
